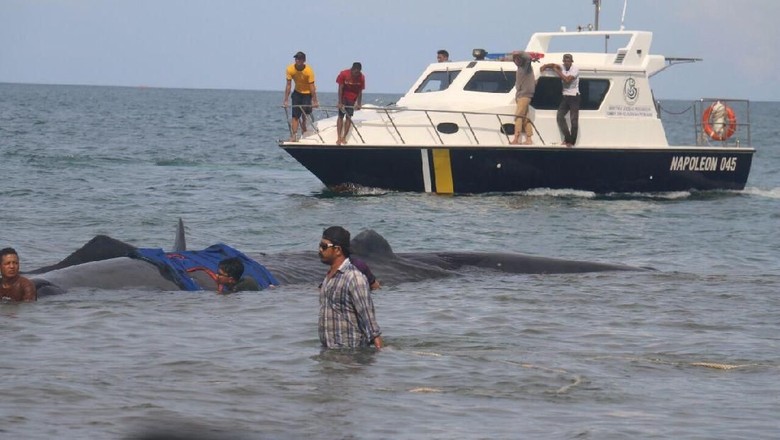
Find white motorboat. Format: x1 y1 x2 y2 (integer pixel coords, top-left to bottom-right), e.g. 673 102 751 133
279 18 753 194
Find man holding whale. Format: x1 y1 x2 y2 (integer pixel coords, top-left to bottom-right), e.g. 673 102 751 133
1 247 37 302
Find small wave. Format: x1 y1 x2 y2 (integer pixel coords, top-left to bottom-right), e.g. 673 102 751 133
154 158 204 167
645 191 691 200
349 186 391 196
0 189 33 197
741 186 780 199
689 361 753 370
522 188 596 198
553 374 584 394
605 190 692 200
412 351 442 357
316 184 391 197
409 387 443 393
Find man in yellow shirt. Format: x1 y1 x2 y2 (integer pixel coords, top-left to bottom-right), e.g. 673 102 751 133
283 51 319 142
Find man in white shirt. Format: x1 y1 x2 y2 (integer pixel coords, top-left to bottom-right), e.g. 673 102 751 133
542 53 580 147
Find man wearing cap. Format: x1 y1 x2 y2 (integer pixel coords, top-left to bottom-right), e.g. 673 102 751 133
283 51 319 142
335 62 365 145
510 50 536 145
318 226 383 349
542 53 580 147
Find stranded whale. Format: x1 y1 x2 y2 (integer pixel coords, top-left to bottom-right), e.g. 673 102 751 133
27 225 648 296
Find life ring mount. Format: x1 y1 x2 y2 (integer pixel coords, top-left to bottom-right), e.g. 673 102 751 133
702 101 737 141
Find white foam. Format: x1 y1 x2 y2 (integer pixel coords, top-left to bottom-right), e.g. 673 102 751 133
741 186 780 199
522 188 596 198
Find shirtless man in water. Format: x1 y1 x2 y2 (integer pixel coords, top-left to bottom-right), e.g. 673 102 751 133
1 247 37 302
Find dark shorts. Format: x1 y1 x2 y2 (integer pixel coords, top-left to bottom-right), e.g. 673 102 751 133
291 91 313 119
338 99 356 118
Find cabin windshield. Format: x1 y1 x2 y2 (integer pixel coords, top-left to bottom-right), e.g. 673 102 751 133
532 77 611 110
414 70 462 93
463 70 515 93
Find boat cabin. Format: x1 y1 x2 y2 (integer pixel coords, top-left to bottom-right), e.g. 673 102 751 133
393 30 670 147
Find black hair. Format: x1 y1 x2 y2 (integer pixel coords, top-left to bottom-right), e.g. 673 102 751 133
437 49 449 58
0 247 18 259
322 226 351 257
218 257 244 280
351 62 362 71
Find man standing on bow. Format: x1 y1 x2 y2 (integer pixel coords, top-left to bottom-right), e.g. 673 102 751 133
542 53 580 147
335 62 365 145
318 226 382 349
510 51 536 145
283 51 319 142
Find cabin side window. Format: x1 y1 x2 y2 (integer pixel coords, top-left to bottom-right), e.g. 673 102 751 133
414 70 462 93
531 77 611 110
463 71 516 93
531 77 563 109
580 79 611 110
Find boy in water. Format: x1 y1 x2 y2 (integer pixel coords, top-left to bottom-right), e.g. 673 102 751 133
216 257 259 294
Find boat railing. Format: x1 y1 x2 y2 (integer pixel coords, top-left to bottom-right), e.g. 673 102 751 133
285 102 754 149
282 104 546 146
692 98 751 148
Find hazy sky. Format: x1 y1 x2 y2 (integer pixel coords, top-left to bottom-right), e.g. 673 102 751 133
2 0 777 100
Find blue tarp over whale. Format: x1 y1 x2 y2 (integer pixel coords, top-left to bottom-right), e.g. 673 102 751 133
131 243 279 291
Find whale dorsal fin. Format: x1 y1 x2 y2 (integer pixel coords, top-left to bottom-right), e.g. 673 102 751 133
173 218 187 252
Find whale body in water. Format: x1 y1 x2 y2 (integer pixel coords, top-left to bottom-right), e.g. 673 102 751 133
27 224 648 296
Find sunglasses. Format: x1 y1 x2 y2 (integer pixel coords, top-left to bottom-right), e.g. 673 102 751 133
319 242 338 251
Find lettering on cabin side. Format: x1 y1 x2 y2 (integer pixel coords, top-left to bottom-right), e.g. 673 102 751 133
606 105 654 118
670 156 738 172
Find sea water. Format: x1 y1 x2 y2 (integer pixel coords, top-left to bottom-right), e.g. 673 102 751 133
1 83 779 439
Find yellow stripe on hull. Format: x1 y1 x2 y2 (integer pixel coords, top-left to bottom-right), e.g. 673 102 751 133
431 149 453 194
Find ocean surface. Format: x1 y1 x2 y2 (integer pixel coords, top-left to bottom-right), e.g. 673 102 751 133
1 83 779 439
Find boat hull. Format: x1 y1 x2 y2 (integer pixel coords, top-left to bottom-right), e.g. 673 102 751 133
280 144 754 194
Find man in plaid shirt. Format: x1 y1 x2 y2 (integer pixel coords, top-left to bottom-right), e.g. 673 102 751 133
317 226 383 349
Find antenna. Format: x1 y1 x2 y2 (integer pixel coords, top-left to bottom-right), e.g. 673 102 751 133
593 0 601 30
620 0 628 30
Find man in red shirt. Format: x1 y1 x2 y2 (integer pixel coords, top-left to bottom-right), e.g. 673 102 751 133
1 247 37 302
335 62 365 145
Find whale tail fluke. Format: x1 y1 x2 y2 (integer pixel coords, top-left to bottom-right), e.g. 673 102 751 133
173 218 186 252
26 235 137 274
